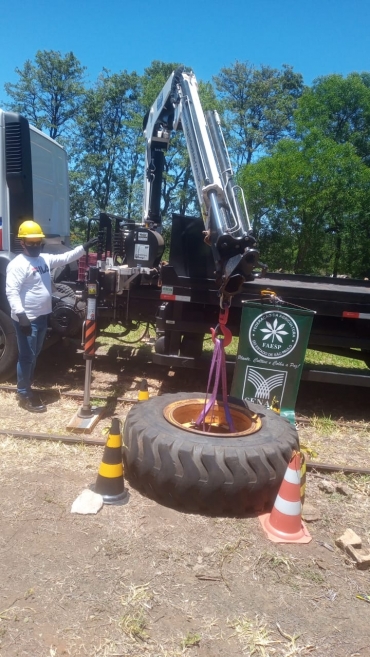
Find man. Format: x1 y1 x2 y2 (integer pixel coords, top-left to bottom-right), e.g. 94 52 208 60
6 220 98 413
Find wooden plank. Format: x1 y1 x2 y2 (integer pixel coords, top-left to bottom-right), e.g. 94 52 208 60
0 428 104 446
0 385 138 403
306 460 370 475
66 406 105 433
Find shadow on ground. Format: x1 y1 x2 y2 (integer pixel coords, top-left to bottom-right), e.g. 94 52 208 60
30 338 370 423
296 380 370 421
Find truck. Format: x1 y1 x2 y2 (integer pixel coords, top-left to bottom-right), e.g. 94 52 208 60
1 68 370 384
0 109 85 380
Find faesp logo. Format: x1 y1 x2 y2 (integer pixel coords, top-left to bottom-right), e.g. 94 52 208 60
248 311 299 359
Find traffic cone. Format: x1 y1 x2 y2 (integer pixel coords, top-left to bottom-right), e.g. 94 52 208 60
94 417 127 504
300 451 306 507
138 378 149 401
259 451 312 544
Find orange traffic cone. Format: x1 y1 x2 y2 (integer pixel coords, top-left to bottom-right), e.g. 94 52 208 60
94 417 127 504
259 451 312 544
300 452 306 507
138 378 149 401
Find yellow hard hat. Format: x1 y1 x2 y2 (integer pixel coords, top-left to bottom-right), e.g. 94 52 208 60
18 220 45 240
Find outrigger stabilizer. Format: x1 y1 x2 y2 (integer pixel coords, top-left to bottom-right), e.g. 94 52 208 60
67 266 105 432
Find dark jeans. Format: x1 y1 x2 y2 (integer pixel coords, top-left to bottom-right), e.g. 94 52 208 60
13 315 48 397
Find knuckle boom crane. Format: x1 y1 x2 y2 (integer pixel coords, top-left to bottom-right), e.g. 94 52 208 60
143 66 259 302
83 66 262 363
79 68 370 371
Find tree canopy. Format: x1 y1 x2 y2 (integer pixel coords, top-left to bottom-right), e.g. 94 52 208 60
70 69 142 219
4 50 86 140
241 131 370 276
3 53 370 277
295 73 370 164
213 61 304 167
240 73 370 277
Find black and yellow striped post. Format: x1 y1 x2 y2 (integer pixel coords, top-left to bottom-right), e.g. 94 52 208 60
138 378 149 401
77 267 99 419
94 417 127 504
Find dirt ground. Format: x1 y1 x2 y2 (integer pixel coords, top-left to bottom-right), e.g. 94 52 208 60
0 340 369 657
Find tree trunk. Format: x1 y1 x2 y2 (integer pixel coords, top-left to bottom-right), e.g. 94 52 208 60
332 233 342 277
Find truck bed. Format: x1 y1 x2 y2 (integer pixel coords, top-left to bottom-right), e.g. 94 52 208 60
160 267 370 313
246 273 370 316
155 266 370 364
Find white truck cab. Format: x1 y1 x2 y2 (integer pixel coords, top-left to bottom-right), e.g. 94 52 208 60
0 110 75 380
0 109 70 254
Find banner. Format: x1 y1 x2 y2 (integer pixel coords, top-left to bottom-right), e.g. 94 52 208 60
231 301 315 424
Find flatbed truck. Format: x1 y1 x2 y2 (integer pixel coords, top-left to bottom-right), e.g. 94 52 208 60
1 71 370 383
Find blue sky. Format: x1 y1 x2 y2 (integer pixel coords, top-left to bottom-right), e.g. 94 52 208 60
1 0 369 102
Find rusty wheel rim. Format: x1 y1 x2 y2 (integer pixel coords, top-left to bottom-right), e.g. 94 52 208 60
163 398 262 437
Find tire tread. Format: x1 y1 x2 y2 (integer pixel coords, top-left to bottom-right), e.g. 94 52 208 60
123 392 299 515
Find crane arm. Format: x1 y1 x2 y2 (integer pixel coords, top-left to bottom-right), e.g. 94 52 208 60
143 67 259 299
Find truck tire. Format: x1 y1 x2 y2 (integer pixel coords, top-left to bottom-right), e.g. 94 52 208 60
123 392 299 516
180 333 204 358
0 309 18 382
155 333 171 355
53 283 76 299
50 284 84 337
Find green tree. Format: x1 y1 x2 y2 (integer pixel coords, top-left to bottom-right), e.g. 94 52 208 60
295 73 370 165
70 69 142 219
214 61 304 167
4 50 86 140
141 61 184 223
241 131 370 276
141 63 220 223
162 79 221 220
140 60 181 110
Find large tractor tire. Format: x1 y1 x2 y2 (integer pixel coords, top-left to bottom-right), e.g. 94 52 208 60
0 309 18 382
123 392 299 516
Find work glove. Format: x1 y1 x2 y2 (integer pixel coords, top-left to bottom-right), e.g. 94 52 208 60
17 312 32 336
83 237 99 251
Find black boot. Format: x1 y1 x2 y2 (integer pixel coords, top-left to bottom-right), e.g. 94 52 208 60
18 395 47 413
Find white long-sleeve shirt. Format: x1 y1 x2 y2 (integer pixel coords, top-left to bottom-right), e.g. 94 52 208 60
6 246 85 321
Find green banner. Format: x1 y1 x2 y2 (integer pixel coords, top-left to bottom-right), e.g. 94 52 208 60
230 301 315 424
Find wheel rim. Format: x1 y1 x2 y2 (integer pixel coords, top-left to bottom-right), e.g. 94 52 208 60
163 398 262 437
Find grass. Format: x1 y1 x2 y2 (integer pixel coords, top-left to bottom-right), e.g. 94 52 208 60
310 414 337 435
304 349 368 371
219 538 248 562
119 584 153 642
97 320 369 373
180 632 201 649
336 473 370 496
0 425 367 657
228 616 278 656
299 567 325 585
98 322 155 351
228 615 315 656
119 611 148 641
253 551 298 584
0 432 102 471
